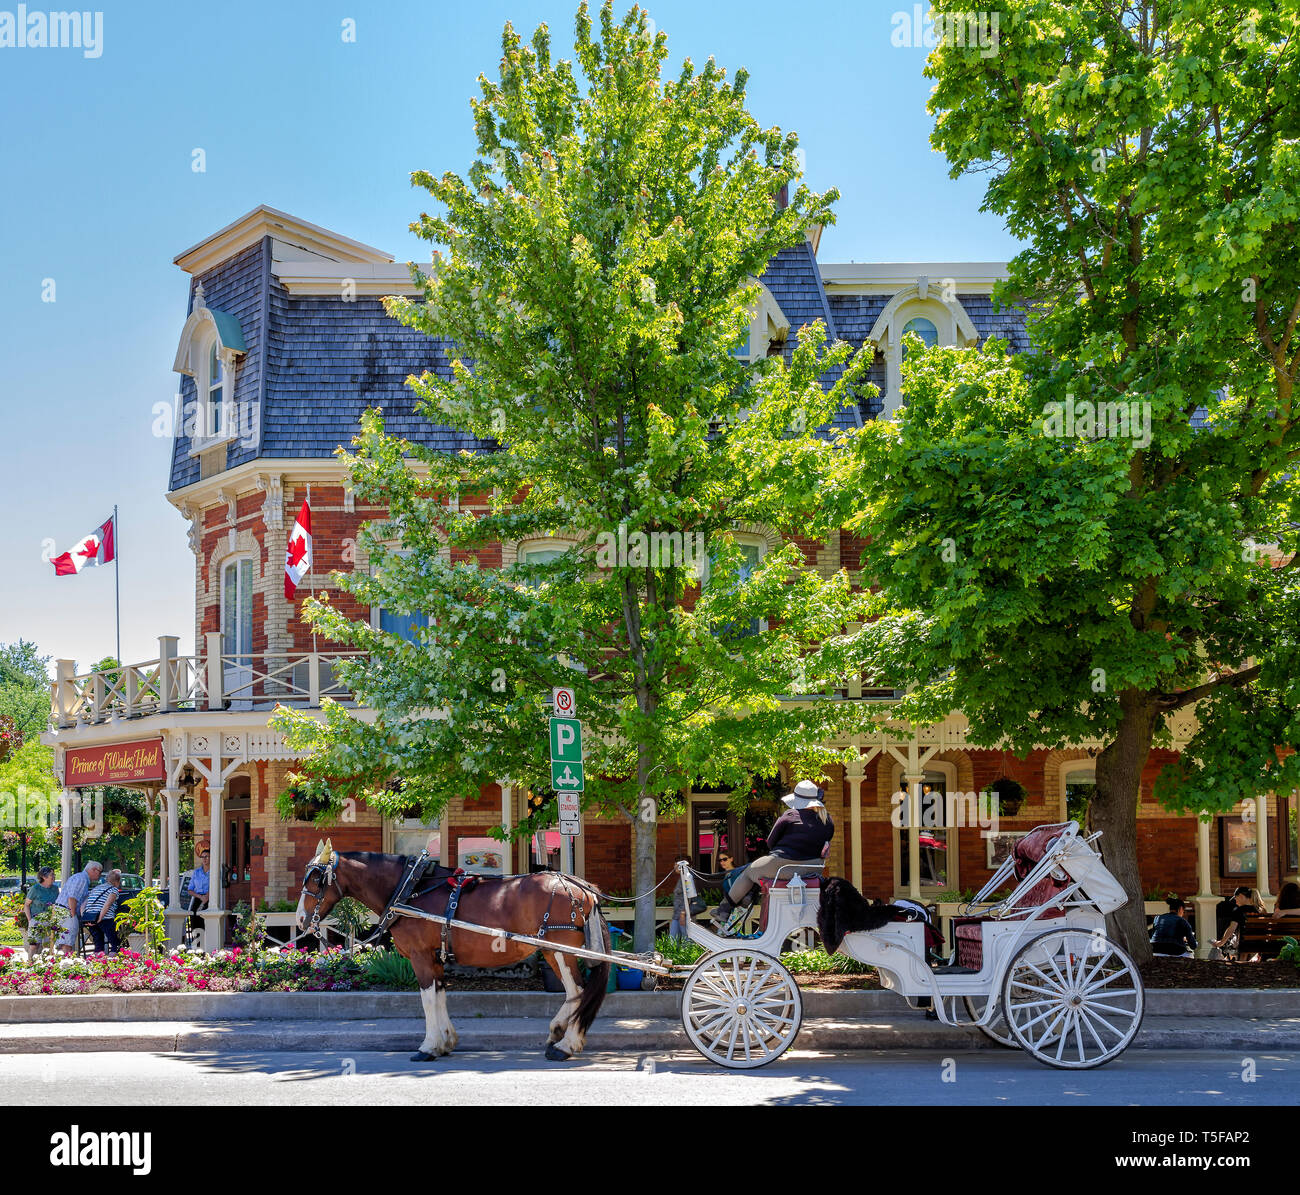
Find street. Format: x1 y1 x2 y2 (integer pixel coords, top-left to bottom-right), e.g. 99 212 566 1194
1 1049 1295 1106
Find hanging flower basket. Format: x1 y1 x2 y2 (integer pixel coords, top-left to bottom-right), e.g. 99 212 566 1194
989 777 1026 818
283 787 331 822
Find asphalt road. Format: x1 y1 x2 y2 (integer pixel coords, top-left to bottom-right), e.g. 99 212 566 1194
1 1049 1296 1105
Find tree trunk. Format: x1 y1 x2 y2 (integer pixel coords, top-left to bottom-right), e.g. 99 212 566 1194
633 741 658 954
1090 691 1157 963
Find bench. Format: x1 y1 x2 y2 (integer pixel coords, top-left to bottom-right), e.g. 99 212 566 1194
1234 916 1300 961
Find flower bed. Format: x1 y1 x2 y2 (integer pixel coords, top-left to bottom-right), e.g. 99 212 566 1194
0 944 377 995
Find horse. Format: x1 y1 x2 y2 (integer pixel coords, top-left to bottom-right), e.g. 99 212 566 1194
296 840 611 1062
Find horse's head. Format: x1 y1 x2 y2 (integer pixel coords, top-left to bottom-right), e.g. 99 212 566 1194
297 838 343 934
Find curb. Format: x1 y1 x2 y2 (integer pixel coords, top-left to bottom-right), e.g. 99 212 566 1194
2 987 1298 1024
3 1014 1299 1055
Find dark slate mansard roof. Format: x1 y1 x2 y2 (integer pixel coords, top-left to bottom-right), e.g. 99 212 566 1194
169 235 1030 491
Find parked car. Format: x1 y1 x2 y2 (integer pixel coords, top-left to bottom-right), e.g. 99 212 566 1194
0 876 22 896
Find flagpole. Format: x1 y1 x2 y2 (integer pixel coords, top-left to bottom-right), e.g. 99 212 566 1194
113 504 121 665
307 484 317 655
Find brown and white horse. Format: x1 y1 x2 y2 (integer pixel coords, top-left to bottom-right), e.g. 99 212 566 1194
296 843 611 1062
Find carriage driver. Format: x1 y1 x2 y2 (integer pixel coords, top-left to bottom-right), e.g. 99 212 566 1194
710 780 834 931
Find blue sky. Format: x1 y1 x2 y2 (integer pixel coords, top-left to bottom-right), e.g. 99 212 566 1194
0 0 1017 674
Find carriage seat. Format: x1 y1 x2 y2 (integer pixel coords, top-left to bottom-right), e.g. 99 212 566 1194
755 875 821 932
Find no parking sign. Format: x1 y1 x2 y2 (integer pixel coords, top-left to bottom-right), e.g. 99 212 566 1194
553 686 576 716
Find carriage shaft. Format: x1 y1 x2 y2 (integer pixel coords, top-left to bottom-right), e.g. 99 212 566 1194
389 903 672 975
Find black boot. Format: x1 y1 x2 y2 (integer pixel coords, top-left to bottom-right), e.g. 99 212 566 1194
709 897 736 929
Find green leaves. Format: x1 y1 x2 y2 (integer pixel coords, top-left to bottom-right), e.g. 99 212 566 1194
273 3 874 834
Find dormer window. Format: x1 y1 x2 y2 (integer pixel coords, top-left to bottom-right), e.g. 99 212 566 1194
902 317 938 351
172 281 247 457
868 282 980 417
205 338 225 438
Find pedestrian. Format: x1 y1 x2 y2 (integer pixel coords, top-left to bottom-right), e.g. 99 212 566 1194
709 780 833 931
82 869 124 954
22 867 59 958
54 859 102 955
1150 896 1197 958
188 847 211 937
669 878 690 941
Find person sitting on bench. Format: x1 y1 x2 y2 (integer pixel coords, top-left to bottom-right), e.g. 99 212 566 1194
1150 896 1197 958
710 781 833 930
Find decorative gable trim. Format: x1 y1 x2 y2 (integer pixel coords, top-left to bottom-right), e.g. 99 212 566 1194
173 205 392 276
172 287 247 375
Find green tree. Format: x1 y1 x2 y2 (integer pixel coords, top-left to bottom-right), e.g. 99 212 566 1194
274 3 872 948
842 0 1300 957
0 640 52 745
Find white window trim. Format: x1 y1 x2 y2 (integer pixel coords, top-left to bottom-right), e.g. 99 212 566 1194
1059 761 1097 823
889 760 960 895
186 329 240 457
369 557 433 640
218 554 256 657
868 281 980 418
700 531 769 635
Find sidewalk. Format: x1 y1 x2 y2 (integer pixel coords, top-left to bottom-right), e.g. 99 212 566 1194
2 989 1298 1054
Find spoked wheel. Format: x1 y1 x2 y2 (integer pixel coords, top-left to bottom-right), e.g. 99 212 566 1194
1002 929 1144 1069
681 947 803 1070
959 994 1018 1048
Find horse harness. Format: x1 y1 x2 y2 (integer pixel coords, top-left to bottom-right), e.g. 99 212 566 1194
303 850 593 963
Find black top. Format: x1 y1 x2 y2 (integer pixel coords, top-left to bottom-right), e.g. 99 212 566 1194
1151 912 1197 949
767 807 835 860
1216 898 1250 939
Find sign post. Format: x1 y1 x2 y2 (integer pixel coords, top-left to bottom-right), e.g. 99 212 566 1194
548 695 582 874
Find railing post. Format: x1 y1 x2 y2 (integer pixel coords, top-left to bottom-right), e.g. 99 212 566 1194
92 671 106 723
206 631 224 711
54 659 75 727
125 667 139 717
308 653 321 706
158 636 178 712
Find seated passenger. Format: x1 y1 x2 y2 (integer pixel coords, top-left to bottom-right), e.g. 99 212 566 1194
709 780 833 932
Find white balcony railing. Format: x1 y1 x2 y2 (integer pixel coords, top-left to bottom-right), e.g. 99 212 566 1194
50 634 364 729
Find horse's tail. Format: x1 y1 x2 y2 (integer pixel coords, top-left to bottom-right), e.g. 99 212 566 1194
575 906 611 1035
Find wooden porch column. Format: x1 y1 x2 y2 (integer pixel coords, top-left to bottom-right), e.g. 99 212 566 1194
1193 813 1216 958
845 763 865 891
903 770 924 902
1255 793 1274 903
200 753 228 951
162 789 188 948
143 797 154 889
60 790 74 880
501 784 513 875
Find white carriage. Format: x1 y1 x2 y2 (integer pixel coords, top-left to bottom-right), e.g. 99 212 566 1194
675 821 1145 1070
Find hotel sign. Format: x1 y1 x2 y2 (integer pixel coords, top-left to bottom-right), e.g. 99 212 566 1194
65 739 165 786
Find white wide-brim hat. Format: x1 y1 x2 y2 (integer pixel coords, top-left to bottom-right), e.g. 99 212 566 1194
781 780 824 810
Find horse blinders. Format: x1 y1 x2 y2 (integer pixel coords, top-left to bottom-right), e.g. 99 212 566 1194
300 852 339 937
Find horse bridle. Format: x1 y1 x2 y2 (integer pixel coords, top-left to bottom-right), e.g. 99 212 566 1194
300 852 339 938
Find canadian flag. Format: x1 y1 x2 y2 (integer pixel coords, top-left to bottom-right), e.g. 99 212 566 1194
52 515 116 576
284 498 312 599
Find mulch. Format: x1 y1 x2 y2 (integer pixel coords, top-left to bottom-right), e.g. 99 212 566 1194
1139 957 1300 989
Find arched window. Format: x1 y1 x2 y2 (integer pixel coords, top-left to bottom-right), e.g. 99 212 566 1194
204 336 225 438
902 316 938 351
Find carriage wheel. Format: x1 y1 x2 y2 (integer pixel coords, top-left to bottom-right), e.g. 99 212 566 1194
959 994 1018 1048
681 948 803 1070
1001 929 1144 1069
